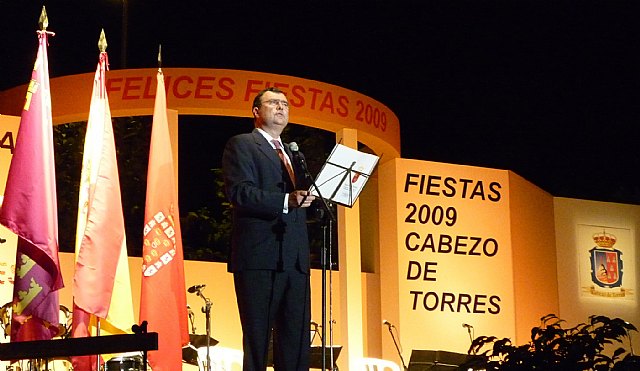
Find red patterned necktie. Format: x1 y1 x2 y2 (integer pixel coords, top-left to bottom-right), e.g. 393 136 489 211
272 140 296 187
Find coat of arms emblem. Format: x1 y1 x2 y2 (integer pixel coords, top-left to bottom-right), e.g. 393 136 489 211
589 231 623 288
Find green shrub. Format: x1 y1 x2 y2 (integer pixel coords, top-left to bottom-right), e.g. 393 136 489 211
462 314 640 370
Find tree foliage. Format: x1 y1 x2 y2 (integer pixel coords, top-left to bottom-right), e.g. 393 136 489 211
463 314 640 371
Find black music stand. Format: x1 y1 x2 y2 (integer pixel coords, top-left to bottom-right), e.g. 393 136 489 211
307 143 379 370
310 345 342 370
182 334 219 365
310 143 379 208
267 343 342 370
407 350 469 371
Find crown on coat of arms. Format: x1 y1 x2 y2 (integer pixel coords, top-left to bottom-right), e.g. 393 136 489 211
593 231 617 248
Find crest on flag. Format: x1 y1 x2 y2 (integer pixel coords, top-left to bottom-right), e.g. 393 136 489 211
142 208 178 277
589 232 623 288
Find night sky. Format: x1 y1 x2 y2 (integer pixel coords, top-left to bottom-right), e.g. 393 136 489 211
2 1 639 205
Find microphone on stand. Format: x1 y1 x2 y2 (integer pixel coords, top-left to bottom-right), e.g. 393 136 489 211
188 284 206 293
288 142 304 165
289 142 314 207
288 142 311 179
383 320 408 371
462 323 475 352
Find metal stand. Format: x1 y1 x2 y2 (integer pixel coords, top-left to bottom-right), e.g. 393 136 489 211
295 151 337 370
194 287 213 371
295 143 376 370
187 305 196 334
131 321 149 371
386 324 408 371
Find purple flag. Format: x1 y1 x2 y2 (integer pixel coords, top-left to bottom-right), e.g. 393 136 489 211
0 30 63 341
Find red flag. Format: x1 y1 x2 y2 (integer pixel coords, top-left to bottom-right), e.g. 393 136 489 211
0 30 63 341
71 48 135 371
140 69 189 371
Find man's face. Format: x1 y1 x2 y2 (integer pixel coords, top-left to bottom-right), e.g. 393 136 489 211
253 91 289 133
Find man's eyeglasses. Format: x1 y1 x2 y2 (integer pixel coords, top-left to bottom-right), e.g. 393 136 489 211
262 99 289 108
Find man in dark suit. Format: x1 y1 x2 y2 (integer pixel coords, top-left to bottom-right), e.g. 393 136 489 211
222 87 316 371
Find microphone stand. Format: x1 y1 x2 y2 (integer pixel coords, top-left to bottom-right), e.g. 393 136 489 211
195 287 213 371
386 324 407 371
311 321 321 344
324 214 336 371
292 147 337 371
465 325 475 354
188 305 196 334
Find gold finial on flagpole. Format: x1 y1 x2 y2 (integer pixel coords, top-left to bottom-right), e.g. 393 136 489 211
158 44 162 69
98 28 108 52
38 6 48 31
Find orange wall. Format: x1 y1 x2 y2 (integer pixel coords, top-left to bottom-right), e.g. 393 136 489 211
0 116 19 316
378 160 402 361
0 115 19 195
508 172 559 343
379 158 515 360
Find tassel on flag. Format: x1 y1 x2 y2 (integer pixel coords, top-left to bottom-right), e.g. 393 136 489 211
0 6 63 342
71 29 135 371
140 62 189 371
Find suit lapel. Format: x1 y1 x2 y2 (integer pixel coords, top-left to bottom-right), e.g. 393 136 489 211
252 130 281 169
251 130 297 189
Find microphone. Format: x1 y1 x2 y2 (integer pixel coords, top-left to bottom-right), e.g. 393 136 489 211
288 142 307 169
311 320 319 327
462 323 473 329
383 319 394 328
187 284 206 293
289 142 313 203
288 141 300 155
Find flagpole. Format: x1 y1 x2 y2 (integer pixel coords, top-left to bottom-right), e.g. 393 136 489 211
96 319 101 371
94 30 108 371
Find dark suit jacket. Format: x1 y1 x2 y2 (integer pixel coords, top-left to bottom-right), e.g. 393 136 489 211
222 129 310 273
